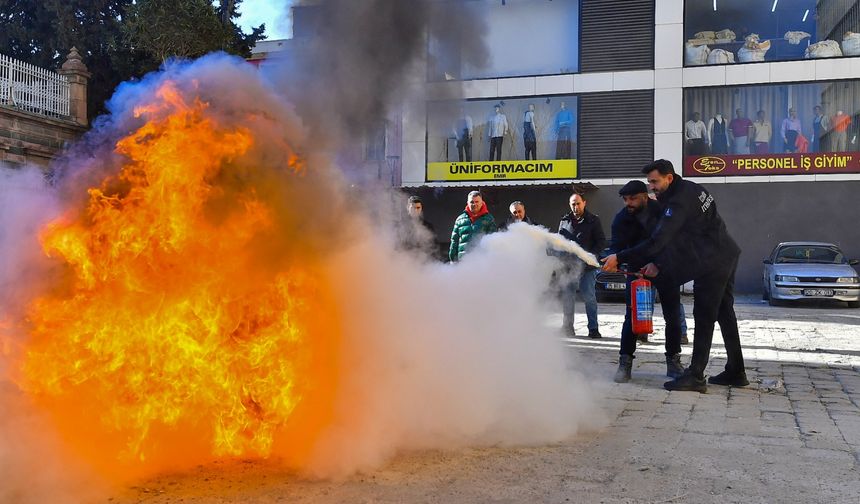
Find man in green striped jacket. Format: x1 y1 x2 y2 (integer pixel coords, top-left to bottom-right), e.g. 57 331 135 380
449 190 497 262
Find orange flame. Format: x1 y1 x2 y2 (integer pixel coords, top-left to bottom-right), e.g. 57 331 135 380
17 81 340 480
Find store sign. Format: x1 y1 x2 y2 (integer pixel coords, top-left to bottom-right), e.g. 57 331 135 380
683 153 860 177
427 159 577 182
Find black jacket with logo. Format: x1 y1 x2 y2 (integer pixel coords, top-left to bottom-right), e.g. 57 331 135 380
616 176 740 284
607 199 663 271
558 209 606 270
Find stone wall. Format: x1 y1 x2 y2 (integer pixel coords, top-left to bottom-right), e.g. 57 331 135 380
0 106 86 166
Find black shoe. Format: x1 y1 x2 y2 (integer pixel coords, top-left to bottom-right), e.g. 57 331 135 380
614 354 633 383
708 369 749 387
665 354 684 378
681 333 690 345
664 369 707 393
636 334 648 344
588 329 602 339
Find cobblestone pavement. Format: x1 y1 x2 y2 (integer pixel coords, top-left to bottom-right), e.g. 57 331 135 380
112 296 860 504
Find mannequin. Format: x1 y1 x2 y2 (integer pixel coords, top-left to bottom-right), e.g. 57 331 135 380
523 103 537 160
453 106 473 161
555 101 573 159
708 113 729 155
488 105 509 161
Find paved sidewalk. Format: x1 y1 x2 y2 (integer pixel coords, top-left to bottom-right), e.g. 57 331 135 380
113 296 860 504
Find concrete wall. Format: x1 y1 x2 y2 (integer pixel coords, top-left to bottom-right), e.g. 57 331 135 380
411 179 860 294
0 106 86 167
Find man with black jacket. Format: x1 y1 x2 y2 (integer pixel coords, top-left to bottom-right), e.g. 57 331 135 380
559 192 606 339
608 180 686 383
602 160 748 393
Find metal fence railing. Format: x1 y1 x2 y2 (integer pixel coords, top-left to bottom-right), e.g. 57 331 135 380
0 53 70 119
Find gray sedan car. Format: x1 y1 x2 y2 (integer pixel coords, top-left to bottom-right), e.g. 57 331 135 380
762 242 860 307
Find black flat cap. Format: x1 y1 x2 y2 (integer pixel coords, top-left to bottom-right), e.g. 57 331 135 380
618 180 648 196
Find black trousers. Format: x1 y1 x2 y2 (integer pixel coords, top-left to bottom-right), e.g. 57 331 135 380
524 140 536 160
489 137 503 161
620 273 683 357
688 255 745 377
457 137 472 161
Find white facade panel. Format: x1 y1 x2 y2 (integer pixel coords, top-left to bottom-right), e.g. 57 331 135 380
655 0 683 25
654 24 683 69
573 72 613 93
613 70 655 91
724 63 771 86
814 58 858 81
654 132 682 169
461 79 499 99
654 88 683 133
770 60 816 83
535 74 574 95
655 68 682 88
401 142 427 186
402 101 427 143
683 66 726 87
497 77 536 97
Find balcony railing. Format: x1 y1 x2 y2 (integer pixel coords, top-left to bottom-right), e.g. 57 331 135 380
0 53 70 120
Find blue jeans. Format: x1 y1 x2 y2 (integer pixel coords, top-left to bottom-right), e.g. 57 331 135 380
562 268 598 331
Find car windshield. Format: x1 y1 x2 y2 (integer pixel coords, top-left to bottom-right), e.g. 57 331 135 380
775 246 846 264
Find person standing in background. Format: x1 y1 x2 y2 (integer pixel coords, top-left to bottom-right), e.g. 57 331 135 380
780 108 802 153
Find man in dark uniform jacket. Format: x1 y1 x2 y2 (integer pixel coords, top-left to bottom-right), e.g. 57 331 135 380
602 160 748 393
559 192 606 339
607 180 686 383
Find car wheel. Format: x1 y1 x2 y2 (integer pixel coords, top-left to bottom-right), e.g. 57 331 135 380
848 301 860 308
768 296 782 307
762 286 769 301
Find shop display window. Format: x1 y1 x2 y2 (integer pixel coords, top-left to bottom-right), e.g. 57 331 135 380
683 80 860 176
428 0 579 81
426 95 578 181
684 0 860 66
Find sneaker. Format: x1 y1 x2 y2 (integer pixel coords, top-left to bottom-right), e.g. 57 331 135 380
664 369 707 393
681 333 690 345
708 369 749 387
588 329 602 339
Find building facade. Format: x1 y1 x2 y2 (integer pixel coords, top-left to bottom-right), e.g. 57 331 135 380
397 0 860 294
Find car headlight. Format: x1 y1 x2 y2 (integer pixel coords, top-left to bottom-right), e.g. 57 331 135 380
837 277 860 284
775 275 798 282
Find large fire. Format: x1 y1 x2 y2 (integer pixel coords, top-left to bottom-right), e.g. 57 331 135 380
15 81 341 479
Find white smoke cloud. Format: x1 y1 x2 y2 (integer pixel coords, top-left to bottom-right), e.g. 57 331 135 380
0 165 108 503
308 223 605 476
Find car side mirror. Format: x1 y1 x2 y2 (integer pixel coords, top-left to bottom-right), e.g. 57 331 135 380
763 259 772 264
850 259 859 266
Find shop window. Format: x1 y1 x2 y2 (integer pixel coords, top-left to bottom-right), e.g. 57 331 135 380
425 95 578 182
684 0 860 66
428 0 579 81
683 80 860 177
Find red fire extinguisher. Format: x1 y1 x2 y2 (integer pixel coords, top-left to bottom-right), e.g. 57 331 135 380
630 275 654 334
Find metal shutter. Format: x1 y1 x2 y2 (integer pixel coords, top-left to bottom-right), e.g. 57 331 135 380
580 0 655 73
578 90 654 178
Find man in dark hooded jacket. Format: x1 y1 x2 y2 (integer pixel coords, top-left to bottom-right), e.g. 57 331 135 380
602 159 747 393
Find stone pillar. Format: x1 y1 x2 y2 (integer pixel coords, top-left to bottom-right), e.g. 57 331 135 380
58 47 91 127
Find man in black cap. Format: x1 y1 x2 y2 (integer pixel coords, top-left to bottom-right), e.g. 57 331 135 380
603 160 747 393
607 180 687 383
